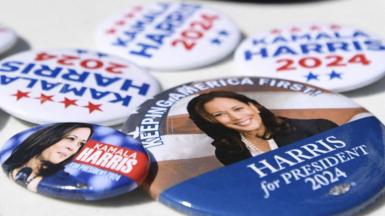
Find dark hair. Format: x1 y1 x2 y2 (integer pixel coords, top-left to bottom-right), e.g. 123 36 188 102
3 122 94 176
187 91 291 149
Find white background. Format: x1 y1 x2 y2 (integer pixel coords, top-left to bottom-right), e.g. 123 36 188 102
1 0 385 215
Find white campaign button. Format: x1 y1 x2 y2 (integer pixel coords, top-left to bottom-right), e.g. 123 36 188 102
0 25 17 55
0 49 160 125
95 2 241 71
234 23 385 92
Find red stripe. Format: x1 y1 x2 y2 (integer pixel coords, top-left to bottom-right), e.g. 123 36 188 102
73 140 149 183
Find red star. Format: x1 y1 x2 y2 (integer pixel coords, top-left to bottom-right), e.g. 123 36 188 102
36 93 54 104
11 90 30 100
125 13 135 18
270 29 281 34
290 27 301 33
60 97 78 108
115 20 125 26
133 6 143 11
84 102 102 113
330 24 341 31
310 25 320 31
106 28 116 34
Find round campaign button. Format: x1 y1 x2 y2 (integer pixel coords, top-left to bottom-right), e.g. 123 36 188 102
95 2 241 71
0 122 150 200
0 25 17 55
0 49 160 125
123 76 385 215
234 24 385 92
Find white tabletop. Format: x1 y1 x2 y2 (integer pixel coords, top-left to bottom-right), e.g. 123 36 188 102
1 0 385 215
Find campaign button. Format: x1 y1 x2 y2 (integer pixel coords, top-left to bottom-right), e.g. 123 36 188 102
0 122 150 200
95 2 241 71
123 76 385 215
234 24 385 92
0 25 17 55
0 49 160 125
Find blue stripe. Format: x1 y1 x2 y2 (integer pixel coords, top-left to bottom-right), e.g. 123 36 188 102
160 117 385 215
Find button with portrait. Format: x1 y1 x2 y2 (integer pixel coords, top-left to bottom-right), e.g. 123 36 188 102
0 122 150 200
234 23 385 92
123 76 385 215
95 2 241 71
0 49 160 125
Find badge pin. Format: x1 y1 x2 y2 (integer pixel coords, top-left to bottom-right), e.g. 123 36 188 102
0 49 160 125
95 2 241 70
234 24 385 92
123 76 385 215
0 122 150 200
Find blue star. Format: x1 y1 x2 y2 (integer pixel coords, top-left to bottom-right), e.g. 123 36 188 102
218 30 229 36
244 50 253 61
76 49 87 54
305 72 319 82
211 38 221 45
328 70 343 80
96 52 108 58
252 38 265 46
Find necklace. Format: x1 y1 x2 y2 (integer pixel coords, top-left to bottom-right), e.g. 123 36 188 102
240 134 264 155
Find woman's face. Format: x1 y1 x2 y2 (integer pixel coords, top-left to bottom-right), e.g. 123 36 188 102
40 127 91 164
203 97 264 133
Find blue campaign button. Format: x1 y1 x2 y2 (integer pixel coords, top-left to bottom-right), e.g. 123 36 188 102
123 76 385 215
161 117 384 215
0 122 150 200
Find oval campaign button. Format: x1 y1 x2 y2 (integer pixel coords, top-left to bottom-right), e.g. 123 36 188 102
95 2 241 71
234 24 385 92
0 49 160 125
0 122 150 200
123 76 385 215
0 24 17 55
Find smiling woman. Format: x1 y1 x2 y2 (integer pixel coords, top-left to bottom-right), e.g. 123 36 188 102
187 91 338 165
2 123 93 193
